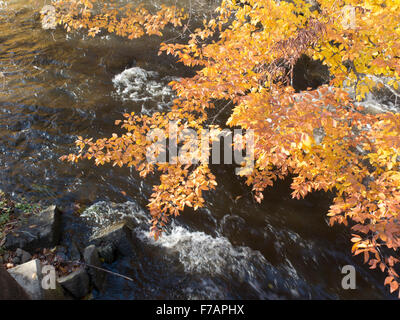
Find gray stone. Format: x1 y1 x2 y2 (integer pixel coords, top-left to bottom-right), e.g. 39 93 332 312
7 259 66 300
83 245 105 291
89 221 136 257
69 242 81 262
0 266 30 299
21 252 32 264
12 256 21 265
41 268 68 301
16 248 32 264
42 283 68 300
54 252 68 263
58 267 90 299
55 246 67 253
4 206 62 252
7 260 42 299
97 244 115 264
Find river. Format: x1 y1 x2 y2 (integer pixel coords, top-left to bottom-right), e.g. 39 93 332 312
0 0 394 299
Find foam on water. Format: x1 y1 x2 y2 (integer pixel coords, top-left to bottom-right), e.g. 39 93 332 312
82 201 276 298
112 67 178 113
137 223 288 299
344 77 400 114
81 200 149 230
355 91 400 114
140 224 267 275
82 202 269 280
81 199 397 299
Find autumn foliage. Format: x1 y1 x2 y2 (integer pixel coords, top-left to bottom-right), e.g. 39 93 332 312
50 0 400 296
43 0 187 37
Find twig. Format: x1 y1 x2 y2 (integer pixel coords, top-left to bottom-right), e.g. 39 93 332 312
210 100 232 125
70 260 135 282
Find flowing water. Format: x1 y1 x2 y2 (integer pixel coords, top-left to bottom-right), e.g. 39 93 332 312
0 0 395 299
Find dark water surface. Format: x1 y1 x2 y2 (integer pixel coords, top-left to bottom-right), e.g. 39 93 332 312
0 0 393 299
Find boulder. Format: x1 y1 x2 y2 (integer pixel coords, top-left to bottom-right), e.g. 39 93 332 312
4 206 62 252
7 260 43 299
69 241 81 262
57 267 90 299
0 267 30 300
83 245 105 291
7 259 66 300
42 284 67 300
53 246 68 263
15 248 32 264
12 256 21 265
89 220 136 258
97 244 114 264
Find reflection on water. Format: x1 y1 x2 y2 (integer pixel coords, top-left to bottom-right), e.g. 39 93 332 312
0 0 393 299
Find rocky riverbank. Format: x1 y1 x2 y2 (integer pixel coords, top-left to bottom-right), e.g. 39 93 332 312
0 192 139 300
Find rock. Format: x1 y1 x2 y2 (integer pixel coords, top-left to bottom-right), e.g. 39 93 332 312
7 260 66 300
0 266 30 300
83 245 105 291
12 256 21 265
42 281 68 300
7 260 42 299
4 206 62 252
69 241 81 262
40 264 68 300
54 247 68 263
54 252 68 263
58 267 90 299
55 245 67 253
89 221 136 257
15 248 32 264
97 244 115 264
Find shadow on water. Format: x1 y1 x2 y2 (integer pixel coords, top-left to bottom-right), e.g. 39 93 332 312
0 0 394 299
